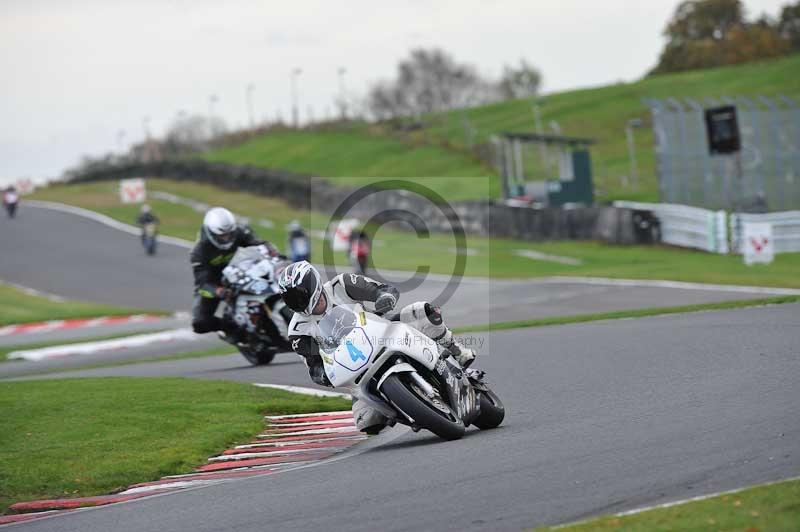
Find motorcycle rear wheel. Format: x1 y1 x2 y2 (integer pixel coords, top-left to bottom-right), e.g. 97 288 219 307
238 345 277 366
473 388 505 430
381 373 465 441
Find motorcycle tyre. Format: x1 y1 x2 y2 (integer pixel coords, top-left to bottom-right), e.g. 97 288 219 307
473 388 505 430
381 373 465 441
238 345 277 366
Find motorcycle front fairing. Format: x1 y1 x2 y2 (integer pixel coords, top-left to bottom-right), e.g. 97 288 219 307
319 305 449 421
222 247 289 337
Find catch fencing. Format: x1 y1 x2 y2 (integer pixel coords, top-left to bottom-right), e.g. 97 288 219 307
615 201 728 253
644 95 800 212
616 201 800 254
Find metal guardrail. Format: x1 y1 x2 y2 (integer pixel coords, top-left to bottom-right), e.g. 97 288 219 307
731 211 800 253
614 201 728 253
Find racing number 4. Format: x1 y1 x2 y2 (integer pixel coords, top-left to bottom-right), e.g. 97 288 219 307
346 340 366 363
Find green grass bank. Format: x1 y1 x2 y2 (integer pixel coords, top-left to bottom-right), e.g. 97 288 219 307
0 377 350 514
540 477 800 531
204 54 800 203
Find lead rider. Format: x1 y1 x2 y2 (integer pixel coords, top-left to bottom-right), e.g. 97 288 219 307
277 261 476 433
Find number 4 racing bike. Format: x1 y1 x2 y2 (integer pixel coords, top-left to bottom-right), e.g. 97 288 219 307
318 304 504 440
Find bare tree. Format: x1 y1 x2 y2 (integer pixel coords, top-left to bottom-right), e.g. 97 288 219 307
366 48 543 121
498 59 542 100
162 114 228 155
367 48 496 120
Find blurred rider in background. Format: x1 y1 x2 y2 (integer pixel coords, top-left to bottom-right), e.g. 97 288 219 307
287 220 311 262
136 204 160 255
190 207 280 344
3 186 19 219
349 228 371 274
136 204 158 226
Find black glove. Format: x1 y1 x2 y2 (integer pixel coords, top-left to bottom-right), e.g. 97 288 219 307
374 292 397 315
309 364 332 388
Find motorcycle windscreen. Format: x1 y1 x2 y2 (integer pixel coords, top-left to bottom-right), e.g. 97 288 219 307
319 306 374 385
318 306 358 350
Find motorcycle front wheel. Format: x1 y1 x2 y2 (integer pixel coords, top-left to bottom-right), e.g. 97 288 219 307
473 388 505 430
381 373 465 441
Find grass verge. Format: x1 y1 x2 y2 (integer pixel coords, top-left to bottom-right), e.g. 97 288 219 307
30 179 800 288
0 377 350 514
454 295 800 333
0 283 159 327
539 477 800 531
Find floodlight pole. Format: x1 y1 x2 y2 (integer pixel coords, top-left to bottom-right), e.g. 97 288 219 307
246 83 255 129
116 129 126 152
532 101 548 168
291 68 303 128
626 118 643 187
337 67 347 120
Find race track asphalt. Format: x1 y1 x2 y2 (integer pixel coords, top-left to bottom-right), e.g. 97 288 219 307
2 202 799 530
11 303 800 531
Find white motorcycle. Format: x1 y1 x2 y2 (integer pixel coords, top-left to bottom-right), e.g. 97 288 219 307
318 304 504 440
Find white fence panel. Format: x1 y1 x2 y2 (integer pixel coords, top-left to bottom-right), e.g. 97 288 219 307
731 211 800 253
615 201 728 253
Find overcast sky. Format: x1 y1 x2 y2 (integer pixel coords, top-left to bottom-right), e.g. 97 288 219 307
0 0 789 184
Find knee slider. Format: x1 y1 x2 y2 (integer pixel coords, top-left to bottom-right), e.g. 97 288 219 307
400 301 446 341
424 303 443 325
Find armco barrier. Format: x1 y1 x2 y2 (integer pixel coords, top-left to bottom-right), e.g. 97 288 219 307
731 211 800 253
614 201 728 253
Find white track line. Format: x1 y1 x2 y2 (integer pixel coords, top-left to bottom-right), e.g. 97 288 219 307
25 200 193 249
161 464 291 480
266 419 355 428
7 328 202 361
514 249 583 266
254 383 351 398
209 444 353 462
553 475 800 529
257 426 358 438
235 435 365 449
265 410 353 420
119 479 226 495
543 276 800 295
616 475 800 517
0 280 67 302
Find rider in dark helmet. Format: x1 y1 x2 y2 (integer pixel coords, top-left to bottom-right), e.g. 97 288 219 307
190 207 280 341
277 261 475 433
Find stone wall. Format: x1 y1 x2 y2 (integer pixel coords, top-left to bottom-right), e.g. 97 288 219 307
68 160 637 244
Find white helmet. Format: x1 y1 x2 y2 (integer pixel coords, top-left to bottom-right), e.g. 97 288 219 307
203 207 237 250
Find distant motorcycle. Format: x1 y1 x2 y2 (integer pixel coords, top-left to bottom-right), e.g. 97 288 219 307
3 189 19 219
141 222 158 255
318 304 505 440
219 245 294 365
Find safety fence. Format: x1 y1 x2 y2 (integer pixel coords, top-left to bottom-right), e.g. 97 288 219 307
730 211 800 253
615 201 800 254
614 201 728 253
